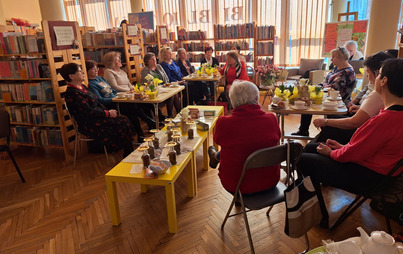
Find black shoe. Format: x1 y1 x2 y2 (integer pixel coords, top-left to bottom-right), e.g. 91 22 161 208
145 118 156 130
208 146 219 169
291 130 309 136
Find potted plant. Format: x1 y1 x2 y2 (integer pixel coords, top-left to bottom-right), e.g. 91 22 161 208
256 64 282 87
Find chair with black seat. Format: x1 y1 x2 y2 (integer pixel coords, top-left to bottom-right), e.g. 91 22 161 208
0 109 25 182
330 158 403 233
221 142 309 254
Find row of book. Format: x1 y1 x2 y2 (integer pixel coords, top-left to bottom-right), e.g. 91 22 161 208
83 48 126 64
10 126 62 147
6 104 59 125
0 82 54 102
215 23 254 39
179 42 211 52
214 41 250 51
82 32 124 47
0 60 50 78
143 30 157 44
216 52 254 63
177 28 207 41
256 56 274 66
185 53 205 63
256 26 275 40
0 33 45 54
256 42 274 55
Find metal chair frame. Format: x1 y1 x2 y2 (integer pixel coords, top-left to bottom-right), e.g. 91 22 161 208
0 109 25 182
221 142 309 254
63 103 110 168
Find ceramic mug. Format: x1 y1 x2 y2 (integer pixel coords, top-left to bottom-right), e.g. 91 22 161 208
171 81 179 87
294 100 306 109
329 90 340 100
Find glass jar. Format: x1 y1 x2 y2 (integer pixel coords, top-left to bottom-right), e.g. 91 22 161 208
144 137 155 159
150 129 159 149
173 134 181 155
166 123 174 142
187 121 195 139
138 146 150 169
166 141 177 165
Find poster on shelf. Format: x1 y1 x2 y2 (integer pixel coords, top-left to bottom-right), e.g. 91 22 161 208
322 20 368 57
159 26 168 45
127 24 139 36
53 26 75 46
128 11 154 30
130 44 141 55
47 21 78 50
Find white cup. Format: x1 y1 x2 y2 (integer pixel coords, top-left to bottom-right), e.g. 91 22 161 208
272 96 281 104
329 90 339 100
125 93 133 99
294 100 306 109
323 101 338 110
116 92 126 98
171 81 179 87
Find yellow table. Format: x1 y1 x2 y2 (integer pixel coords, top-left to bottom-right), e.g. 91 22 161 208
113 86 185 128
105 105 223 233
182 75 223 106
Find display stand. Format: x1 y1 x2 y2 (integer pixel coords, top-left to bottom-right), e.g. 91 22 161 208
42 20 87 162
121 23 145 84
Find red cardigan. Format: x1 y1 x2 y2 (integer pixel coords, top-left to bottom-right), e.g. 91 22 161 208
213 104 281 193
219 61 249 87
331 108 403 176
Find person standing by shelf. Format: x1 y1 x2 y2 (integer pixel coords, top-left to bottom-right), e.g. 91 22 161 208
231 45 246 63
200 46 219 102
60 63 134 158
102 51 157 130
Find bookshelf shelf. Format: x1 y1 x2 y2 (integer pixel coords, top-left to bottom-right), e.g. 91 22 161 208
83 46 124 49
256 54 274 57
255 38 275 42
1 101 56 105
0 78 51 81
11 142 63 148
10 122 60 127
0 53 47 57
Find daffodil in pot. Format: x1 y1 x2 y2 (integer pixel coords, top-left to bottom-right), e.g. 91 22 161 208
274 83 291 102
146 83 158 99
286 84 299 104
309 85 324 104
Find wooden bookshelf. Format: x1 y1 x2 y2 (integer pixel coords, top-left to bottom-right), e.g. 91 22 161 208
176 26 212 64
254 25 275 69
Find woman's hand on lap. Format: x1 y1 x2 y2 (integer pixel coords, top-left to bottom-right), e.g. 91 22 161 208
326 139 343 149
316 143 332 156
109 110 118 118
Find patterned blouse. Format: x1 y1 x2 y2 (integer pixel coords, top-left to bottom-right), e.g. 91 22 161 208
323 66 356 103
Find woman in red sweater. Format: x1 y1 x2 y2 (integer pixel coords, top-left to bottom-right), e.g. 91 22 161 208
211 80 281 194
299 58 403 228
217 51 249 91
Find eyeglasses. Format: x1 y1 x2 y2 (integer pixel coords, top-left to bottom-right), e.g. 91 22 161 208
90 67 99 71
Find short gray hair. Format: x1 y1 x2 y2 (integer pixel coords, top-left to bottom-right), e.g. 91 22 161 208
229 80 259 108
331 46 350 61
177 48 186 55
344 40 358 49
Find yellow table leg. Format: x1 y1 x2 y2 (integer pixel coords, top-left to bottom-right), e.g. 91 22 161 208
203 136 209 171
187 153 197 197
140 184 148 193
165 183 177 233
105 179 121 226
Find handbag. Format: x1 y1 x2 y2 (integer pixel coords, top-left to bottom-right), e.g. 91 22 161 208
284 142 322 238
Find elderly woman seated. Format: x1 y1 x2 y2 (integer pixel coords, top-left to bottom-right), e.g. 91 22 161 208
208 80 281 194
298 58 403 228
313 51 394 144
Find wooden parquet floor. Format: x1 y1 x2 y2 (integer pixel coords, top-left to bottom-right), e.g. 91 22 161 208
1 99 401 254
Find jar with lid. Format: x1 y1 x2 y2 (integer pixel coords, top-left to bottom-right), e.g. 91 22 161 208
166 141 177 165
150 129 159 149
138 146 150 169
166 123 175 142
144 137 155 159
173 134 181 155
186 121 195 139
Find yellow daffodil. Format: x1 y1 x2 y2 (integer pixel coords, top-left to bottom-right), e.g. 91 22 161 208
153 77 163 85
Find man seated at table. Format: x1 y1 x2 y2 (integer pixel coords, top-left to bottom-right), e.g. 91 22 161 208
208 80 281 195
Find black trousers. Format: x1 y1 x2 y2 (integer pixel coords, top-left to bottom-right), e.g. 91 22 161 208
298 143 385 220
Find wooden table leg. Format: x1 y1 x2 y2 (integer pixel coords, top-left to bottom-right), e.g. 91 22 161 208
281 114 285 143
105 179 121 226
153 103 159 129
140 184 148 193
203 136 209 171
214 81 217 106
165 183 177 233
187 155 197 197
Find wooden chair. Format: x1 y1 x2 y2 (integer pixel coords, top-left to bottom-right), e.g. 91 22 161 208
63 103 110 168
330 158 403 233
221 142 309 254
0 109 25 182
